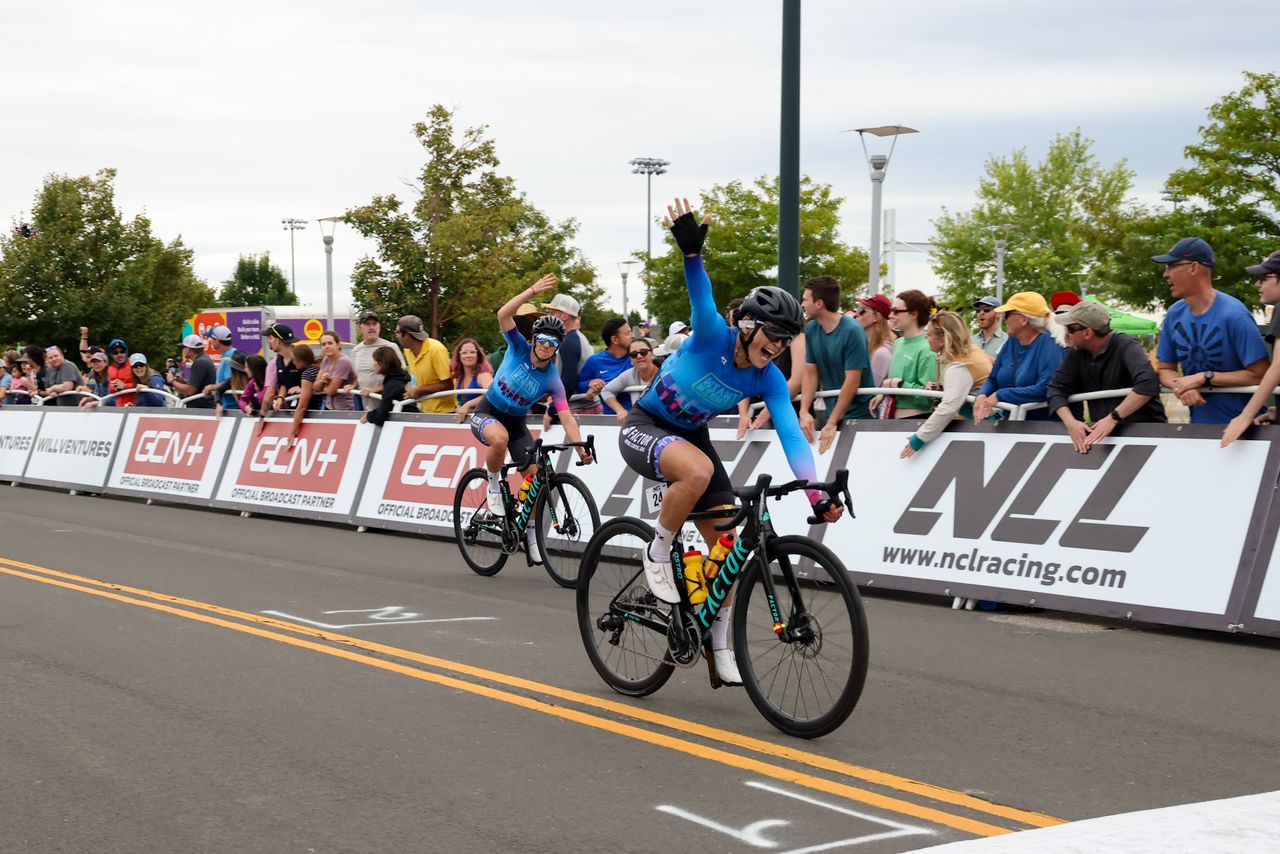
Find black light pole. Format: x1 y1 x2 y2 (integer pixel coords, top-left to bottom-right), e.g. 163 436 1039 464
630 156 670 315
778 0 801 297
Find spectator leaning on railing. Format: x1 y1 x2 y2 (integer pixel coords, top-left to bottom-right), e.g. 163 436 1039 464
204 325 238 409
1154 237 1269 425
881 289 938 418
799 275 873 454
601 337 661 422
1049 300 1166 454
395 315 453 414
171 334 216 409
106 338 135 405
900 311 993 459
1223 251 1280 447
972 292 1065 422
129 354 169 406
40 345 83 405
578 317 633 414
362 346 412 427
350 311 403 412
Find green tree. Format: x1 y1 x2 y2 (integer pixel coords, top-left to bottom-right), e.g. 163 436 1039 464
642 176 869 328
217 253 297 307
344 106 599 351
929 131 1135 309
0 168 214 360
1155 71 1280 306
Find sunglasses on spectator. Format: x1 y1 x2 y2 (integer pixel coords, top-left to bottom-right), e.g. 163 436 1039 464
1166 261 1195 271
629 348 652 359
889 307 911 314
533 334 561 349
975 307 995 314
111 347 126 353
853 307 867 316
1064 323 1086 334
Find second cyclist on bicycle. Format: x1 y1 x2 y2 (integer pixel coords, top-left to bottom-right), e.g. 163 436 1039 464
463 273 594 562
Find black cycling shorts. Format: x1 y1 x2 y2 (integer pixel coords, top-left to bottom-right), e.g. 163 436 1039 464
469 398 536 469
618 405 733 511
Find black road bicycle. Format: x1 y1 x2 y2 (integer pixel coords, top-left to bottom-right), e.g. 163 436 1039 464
576 470 868 739
453 436 599 588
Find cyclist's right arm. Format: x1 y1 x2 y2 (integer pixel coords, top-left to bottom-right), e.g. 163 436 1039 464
497 274 556 333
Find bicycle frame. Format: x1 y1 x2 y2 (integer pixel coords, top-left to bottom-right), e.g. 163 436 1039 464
465 436 595 546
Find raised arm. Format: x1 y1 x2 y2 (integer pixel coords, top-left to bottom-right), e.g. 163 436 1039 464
498 274 557 333
663 198 724 343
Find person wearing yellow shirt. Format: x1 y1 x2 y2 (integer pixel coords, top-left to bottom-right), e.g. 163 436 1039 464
395 315 454 414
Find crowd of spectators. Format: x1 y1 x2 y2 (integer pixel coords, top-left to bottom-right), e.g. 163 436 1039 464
5 236 1280 455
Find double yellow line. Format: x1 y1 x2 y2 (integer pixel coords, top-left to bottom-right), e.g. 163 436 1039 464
0 555 1064 838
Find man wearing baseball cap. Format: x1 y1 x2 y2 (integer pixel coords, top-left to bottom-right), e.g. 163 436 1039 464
350 310 402 412
204 324 239 409
257 322 299 418
394 315 454 414
970 295 1007 357
170 334 216 408
1049 300 1166 453
1222 251 1280 446
1153 237 1268 424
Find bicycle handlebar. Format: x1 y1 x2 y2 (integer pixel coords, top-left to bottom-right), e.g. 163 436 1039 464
712 469 853 531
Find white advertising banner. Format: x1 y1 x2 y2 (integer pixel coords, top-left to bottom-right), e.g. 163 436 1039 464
214 417 374 518
1252 536 1280 623
353 421 538 532
23 409 126 489
840 430 1268 615
0 409 43 479
106 412 238 501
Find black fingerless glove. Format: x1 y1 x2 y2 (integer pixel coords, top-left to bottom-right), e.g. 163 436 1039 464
669 212 708 256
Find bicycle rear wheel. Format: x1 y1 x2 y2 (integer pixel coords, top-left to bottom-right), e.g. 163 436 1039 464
576 517 675 696
453 468 510 577
535 472 600 589
732 535 868 739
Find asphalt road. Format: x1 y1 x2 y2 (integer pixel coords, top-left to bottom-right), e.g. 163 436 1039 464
2 485 1278 853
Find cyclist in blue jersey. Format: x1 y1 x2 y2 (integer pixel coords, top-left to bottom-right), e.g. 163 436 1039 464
620 198 844 684
465 274 594 562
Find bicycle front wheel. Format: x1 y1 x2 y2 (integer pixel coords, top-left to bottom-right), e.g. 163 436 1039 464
576 517 675 696
535 472 600 589
733 535 868 739
453 468 509 577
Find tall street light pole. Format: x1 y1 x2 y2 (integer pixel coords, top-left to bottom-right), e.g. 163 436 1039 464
993 223 1016 304
618 260 639 321
778 0 801 296
316 217 340 332
281 218 308 294
847 125 918 295
630 156 669 315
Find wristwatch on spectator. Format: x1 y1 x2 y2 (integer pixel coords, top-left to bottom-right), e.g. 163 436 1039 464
1109 408 1127 424
1203 370 1215 388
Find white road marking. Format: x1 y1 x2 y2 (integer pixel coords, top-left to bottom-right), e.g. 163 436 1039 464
654 806 790 848
261 606 496 630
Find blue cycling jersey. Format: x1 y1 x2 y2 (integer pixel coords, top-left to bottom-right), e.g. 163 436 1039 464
485 328 569 416
636 255 817 484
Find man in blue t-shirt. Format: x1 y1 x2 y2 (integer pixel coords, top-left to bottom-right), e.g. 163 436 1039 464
1153 237 1268 424
579 317 633 410
799 276 872 453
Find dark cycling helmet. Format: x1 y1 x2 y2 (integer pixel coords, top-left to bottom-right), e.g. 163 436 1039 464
739 286 804 336
531 315 566 340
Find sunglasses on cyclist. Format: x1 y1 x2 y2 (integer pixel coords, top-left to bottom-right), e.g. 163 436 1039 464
533 334 562 349
629 349 652 359
737 317 795 349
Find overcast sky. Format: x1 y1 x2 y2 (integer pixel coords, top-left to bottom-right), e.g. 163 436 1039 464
2 1 1272 320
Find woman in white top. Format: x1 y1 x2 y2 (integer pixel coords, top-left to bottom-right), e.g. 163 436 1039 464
900 311 993 459
602 337 661 422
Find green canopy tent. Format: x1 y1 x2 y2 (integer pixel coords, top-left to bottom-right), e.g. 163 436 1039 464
1082 295 1158 335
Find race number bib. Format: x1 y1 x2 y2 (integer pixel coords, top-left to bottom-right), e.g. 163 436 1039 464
645 482 667 514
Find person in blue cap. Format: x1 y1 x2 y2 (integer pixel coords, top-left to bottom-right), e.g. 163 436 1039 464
1153 237 1268 424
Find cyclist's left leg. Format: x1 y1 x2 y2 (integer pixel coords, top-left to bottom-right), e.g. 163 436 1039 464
683 442 742 686
505 421 542 562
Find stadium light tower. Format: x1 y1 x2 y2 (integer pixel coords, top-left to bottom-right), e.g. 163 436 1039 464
630 156 670 313
281 218 308 293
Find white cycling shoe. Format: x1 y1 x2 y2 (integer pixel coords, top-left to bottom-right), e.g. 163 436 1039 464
485 487 505 516
713 648 744 686
642 549 681 604
525 529 542 564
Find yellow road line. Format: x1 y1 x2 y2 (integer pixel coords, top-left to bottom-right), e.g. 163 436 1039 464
1 556 1063 830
